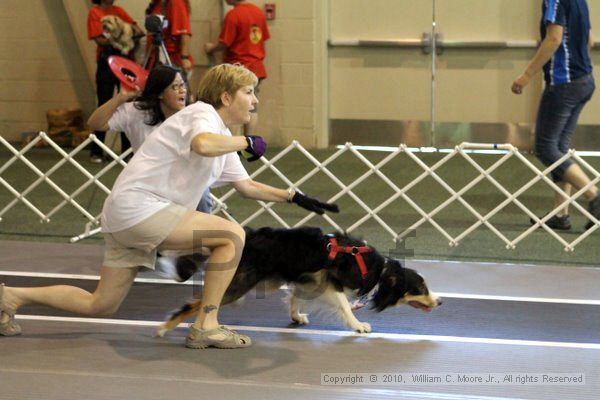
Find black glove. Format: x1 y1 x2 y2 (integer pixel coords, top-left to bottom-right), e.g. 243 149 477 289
289 190 339 215
238 135 267 162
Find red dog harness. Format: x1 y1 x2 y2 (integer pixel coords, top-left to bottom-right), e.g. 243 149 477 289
327 237 372 280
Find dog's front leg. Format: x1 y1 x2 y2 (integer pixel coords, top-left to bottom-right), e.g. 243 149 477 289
324 288 372 333
289 288 309 325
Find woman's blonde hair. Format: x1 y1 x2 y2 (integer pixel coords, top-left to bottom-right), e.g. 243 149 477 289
196 63 258 108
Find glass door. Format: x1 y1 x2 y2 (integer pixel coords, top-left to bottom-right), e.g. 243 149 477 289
432 0 540 151
328 0 433 147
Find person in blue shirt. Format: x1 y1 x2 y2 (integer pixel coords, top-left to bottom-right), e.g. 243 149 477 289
512 0 599 231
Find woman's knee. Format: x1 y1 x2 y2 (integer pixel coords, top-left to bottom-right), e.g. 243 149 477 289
88 298 121 317
165 212 246 250
90 267 136 317
534 144 559 167
218 222 245 253
229 223 245 244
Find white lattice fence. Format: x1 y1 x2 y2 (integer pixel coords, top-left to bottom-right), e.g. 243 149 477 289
1 132 599 251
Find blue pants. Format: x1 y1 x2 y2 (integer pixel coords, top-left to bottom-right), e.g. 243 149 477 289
534 74 595 182
196 188 213 213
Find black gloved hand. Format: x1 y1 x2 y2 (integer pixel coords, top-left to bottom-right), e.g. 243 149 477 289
289 190 340 215
239 135 267 162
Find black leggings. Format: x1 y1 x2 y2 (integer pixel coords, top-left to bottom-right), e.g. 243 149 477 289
91 56 131 157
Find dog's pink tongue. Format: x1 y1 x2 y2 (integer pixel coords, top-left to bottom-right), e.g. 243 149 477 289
409 301 432 313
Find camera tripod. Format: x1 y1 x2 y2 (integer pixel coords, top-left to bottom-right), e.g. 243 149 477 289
143 30 172 70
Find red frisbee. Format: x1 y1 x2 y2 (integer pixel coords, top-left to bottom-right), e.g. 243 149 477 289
108 56 149 91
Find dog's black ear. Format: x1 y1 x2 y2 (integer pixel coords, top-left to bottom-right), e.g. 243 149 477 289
402 267 429 296
370 258 407 312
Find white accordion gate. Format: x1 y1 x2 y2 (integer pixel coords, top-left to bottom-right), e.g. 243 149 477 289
1 132 599 251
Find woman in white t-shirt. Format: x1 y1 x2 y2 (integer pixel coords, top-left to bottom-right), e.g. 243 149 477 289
88 65 186 152
88 65 212 213
1 64 339 349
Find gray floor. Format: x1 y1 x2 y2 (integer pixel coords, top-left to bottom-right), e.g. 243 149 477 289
0 240 599 400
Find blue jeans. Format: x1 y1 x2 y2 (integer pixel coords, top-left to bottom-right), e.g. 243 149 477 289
535 74 595 182
196 188 213 213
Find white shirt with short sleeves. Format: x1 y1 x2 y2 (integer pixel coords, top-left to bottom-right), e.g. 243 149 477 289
101 102 249 233
108 102 157 152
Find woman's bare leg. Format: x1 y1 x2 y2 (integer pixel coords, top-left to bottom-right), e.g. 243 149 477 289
159 211 245 331
563 163 598 200
1 266 138 322
553 182 571 215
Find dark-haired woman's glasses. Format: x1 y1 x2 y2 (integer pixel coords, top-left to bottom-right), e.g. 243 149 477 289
170 82 187 92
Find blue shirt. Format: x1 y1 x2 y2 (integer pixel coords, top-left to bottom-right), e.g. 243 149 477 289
541 0 592 85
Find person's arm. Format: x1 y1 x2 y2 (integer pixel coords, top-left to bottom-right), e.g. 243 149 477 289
232 180 340 214
232 179 288 202
204 41 228 54
87 89 138 131
192 134 266 158
132 23 144 38
191 133 248 157
180 34 193 71
93 35 111 47
511 23 563 94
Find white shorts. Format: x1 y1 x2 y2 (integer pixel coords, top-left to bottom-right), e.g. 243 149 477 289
103 203 187 269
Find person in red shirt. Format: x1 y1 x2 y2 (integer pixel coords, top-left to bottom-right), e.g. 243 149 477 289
145 0 193 75
88 0 143 163
204 0 270 135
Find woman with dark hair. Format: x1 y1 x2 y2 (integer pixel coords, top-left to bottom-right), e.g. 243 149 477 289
88 65 186 152
88 65 212 214
135 67 188 126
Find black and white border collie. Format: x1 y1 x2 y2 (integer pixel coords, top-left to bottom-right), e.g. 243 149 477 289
157 226 441 336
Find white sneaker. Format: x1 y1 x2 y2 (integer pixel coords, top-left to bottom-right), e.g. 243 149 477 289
155 254 205 282
155 256 180 281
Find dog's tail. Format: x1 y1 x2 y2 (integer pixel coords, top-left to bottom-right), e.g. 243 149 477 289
156 299 203 337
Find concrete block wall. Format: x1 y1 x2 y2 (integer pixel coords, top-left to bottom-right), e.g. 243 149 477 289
0 0 326 148
0 0 96 142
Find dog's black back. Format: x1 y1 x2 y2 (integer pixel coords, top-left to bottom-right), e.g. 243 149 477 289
221 226 386 304
158 226 440 336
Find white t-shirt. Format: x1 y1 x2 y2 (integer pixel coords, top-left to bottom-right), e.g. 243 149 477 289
108 102 157 152
101 102 249 232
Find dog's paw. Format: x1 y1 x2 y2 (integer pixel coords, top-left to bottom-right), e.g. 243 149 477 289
291 313 309 325
351 322 371 333
155 325 168 338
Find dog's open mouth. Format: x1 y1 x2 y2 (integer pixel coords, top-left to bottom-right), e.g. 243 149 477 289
408 300 432 313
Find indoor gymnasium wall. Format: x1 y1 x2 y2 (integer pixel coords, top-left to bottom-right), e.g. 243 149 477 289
0 0 326 149
0 0 96 143
328 0 600 150
2 1 598 149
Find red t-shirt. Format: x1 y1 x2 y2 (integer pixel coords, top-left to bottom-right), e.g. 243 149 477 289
147 0 193 67
219 3 270 79
87 5 136 61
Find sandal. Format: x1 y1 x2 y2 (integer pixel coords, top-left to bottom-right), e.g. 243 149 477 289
0 284 21 336
186 325 251 349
